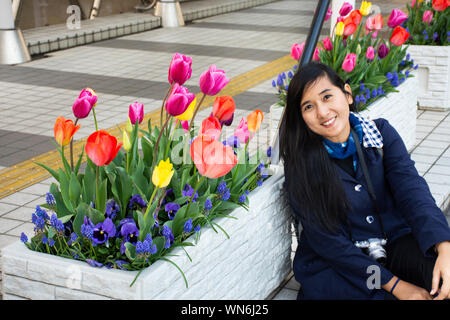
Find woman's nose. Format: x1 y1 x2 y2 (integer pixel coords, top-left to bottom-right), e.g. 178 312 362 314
316 102 330 118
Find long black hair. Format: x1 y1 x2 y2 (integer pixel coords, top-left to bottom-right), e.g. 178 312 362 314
279 62 357 233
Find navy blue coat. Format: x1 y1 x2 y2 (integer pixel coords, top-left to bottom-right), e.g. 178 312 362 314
288 118 450 300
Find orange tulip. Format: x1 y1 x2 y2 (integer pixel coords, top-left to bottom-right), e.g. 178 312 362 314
344 22 357 36
190 134 237 179
54 116 80 147
85 130 123 166
246 109 263 133
390 26 409 46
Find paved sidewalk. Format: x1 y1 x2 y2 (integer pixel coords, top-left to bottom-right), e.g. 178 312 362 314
0 0 449 300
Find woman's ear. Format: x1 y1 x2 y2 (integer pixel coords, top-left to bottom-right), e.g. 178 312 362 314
344 83 353 105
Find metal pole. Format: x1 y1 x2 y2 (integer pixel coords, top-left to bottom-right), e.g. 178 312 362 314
270 0 330 166
0 0 30 65
90 0 102 19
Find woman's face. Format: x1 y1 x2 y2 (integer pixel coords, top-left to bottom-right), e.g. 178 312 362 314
300 75 353 143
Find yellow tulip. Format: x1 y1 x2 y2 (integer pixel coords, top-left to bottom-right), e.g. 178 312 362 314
152 158 174 188
126 117 133 133
175 97 197 122
335 21 345 36
122 130 131 152
360 1 372 16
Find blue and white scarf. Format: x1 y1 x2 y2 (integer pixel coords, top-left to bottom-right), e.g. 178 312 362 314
323 112 383 170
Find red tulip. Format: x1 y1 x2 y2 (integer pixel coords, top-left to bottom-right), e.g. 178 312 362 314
54 116 80 147
129 101 144 124
344 22 357 36
200 116 222 140
212 96 235 126
85 130 123 166
168 53 192 86
190 134 237 179
390 26 409 46
432 0 448 11
344 10 362 26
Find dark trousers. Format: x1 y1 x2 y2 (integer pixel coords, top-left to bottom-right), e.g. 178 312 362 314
384 233 437 298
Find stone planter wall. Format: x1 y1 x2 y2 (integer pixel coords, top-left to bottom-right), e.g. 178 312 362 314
407 45 450 111
1 171 292 300
270 73 419 152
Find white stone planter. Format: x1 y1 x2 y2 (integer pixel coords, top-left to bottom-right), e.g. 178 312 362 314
407 45 450 111
270 73 419 152
1 171 292 300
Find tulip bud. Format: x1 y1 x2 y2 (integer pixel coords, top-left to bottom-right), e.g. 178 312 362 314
122 130 131 152
126 117 133 133
356 44 362 56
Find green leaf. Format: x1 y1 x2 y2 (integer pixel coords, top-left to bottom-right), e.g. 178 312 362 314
69 172 81 207
49 183 73 218
125 242 136 261
34 161 59 183
59 168 75 213
95 178 108 214
74 148 84 175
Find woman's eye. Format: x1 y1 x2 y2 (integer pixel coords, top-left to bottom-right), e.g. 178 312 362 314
303 104 312 111
324 94 332 100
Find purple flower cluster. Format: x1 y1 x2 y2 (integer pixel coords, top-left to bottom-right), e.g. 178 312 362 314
217 182 230 201
182 184 198 203
136 234 157 257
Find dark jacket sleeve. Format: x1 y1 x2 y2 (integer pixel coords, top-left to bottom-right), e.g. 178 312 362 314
288 192 395 291
376 118 450 257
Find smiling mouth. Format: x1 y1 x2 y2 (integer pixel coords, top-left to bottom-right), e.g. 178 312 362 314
321 116 336 126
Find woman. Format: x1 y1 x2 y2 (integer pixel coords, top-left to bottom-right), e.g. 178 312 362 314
279 62 450 300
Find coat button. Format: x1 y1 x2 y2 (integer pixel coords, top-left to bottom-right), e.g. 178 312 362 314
366 216 374 224
354 184 362 192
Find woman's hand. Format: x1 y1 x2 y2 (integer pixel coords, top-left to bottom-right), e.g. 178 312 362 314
393 280 433 300
431 241 450 300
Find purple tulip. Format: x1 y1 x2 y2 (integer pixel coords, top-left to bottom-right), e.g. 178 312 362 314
199 65 230 96
165 83 196 117
91 218 116 245
378 43 389 59
129 101 144 124
72 88 97 119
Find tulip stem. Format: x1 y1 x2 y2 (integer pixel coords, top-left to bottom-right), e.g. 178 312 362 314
144 187 159 220
160 83 174 129
152 115 171 168
70 119 79 171
92 108 99 132
189 93 207 132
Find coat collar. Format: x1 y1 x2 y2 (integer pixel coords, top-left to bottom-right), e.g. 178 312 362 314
350 112 383 149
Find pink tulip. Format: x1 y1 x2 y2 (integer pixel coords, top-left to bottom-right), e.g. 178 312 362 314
423 10 433 24
322 36 333 51
199 65 230 96
313 48 321 61
366 14 383 31
200 116 222 140
168 53 192 86
291 42 305 60
165 83 196 117
190 134 237 179
339 2 353 16
387 9 408 29
129 101 144 124
72 88 97 119
342 53 357 72
234 118 250 144
325 7 333 21
366 46 375 60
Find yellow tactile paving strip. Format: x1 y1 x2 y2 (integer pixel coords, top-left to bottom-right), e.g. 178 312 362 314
0 54 295 199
